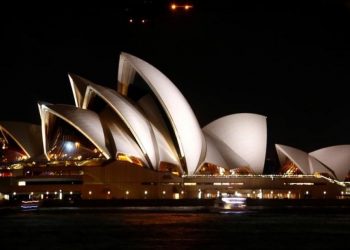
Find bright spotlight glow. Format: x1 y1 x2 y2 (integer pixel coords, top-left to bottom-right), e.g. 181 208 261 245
171 4 176 10
64 141 75 152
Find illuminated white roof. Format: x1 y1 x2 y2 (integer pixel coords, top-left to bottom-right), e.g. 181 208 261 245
203 113 267 174
308 155 336 179
152 125 182 170
201 133 250 171
138 95 181 171
118 52 205 175
310 145 350 180
0 121 42 158
38 103 110 160
99 109 148 166
275 144 310 174
82 81 159 170
68 73 89 108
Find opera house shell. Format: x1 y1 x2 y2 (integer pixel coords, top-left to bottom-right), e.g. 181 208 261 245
276 144 350 181
0 52 348 200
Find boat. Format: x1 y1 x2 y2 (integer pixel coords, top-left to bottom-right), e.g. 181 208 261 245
20 200 40 211
213 195 247 212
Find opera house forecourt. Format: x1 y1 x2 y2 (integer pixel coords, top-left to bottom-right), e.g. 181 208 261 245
0 52 349 202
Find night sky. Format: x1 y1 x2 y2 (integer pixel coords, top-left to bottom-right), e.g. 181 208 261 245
1 1 350 167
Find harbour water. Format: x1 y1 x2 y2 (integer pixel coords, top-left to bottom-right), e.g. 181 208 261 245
0 206 349 249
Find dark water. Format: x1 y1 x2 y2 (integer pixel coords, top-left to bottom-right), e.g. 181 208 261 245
1 207 349 249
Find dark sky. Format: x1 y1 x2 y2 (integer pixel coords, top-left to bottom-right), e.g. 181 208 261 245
1 1 350 160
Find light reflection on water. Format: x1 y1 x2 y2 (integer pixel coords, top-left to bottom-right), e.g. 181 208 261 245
0 208 350 249
121 213 211 225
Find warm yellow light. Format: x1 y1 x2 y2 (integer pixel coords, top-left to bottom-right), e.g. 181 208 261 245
107 191 111 195
117 154 144 167
171 4 176 10
184 182 197 186
125 190 129 195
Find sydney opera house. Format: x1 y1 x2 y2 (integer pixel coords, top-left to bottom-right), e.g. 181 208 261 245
0 52 349 201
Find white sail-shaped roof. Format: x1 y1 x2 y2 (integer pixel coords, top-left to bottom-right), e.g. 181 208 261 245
203 113 267 174
200 132 250 172
99 109 148 165
137 95 176 153
118 52 205 175
152 125 181 170
138 95 181 169
308 156 336 179
82 81 159 170
200 133 228 170
275 144 310 174
38 103 110 160
0 121 42 158
68 73 89 108
310 145 350 180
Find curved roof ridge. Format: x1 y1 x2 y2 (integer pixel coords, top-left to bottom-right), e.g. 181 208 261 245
82 81 159 170
310 145 350 180
38 103 111 160
117 52 205 175
0 121 42 158
203 113 267 174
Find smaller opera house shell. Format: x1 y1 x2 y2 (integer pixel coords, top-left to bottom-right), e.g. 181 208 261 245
276 144 350 181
